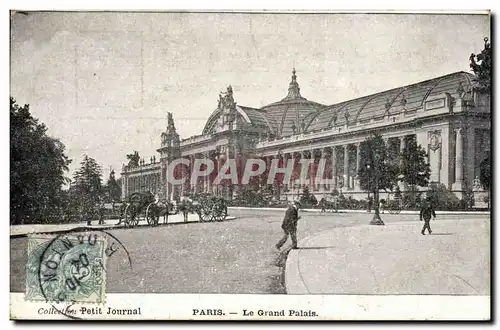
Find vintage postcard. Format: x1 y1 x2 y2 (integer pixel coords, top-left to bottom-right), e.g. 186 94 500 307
9 10 491 320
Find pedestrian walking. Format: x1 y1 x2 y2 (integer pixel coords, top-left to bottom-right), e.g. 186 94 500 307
320 197 327 213
420 196 436 235
180 195 192 223
380 199 386 214
275 200 301 250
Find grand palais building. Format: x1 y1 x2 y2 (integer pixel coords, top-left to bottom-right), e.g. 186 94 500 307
120 67 491 204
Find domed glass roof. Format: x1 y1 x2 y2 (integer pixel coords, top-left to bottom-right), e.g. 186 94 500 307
305 71 474 132
260 69 326 137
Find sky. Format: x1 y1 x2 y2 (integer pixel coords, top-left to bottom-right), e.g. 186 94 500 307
9 11 490 180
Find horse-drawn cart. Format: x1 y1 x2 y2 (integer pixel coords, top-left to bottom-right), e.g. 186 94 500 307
188 194 228 222
119 192 228 227
121 191 172 227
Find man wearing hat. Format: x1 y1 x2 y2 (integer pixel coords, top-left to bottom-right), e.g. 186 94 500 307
420 196 436 235
275 200 301 250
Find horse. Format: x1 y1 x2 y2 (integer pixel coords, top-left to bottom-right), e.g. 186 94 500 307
319 197 337 213
146 202 170 225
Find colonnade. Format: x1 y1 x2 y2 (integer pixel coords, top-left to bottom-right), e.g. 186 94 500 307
122 128 469 201
125 172 161 196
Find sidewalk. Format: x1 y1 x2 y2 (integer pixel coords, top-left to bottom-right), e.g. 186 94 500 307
285 217 490 295
229 206 490 215
10 213 236 237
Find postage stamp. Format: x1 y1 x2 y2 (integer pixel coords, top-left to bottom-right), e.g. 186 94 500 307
25 233 107 304
9 10 491 321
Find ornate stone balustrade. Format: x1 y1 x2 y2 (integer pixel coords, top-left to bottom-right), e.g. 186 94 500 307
180 134 212 146
123 162 161 174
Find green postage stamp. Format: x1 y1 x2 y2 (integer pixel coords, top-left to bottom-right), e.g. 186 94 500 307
25 233 107 304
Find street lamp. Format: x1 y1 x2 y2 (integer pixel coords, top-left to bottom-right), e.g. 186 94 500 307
368 158 385 225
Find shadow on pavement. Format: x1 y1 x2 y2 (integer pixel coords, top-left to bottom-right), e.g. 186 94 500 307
296 246 337 250
274 246 293 267
429 233 454 236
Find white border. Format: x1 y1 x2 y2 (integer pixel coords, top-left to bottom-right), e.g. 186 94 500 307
4 1 497 327
9 293 491 320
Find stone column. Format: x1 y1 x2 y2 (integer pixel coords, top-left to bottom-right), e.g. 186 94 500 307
121 173 126 200
355 142 361 191
319 147 328 191
212 152 217 196
318 148 325 191
343 145 349 189
310 150 316 191
270 154 277 201
466 126 476 189
265 155 271 191
205 152 210 194
193 154 198 194
398 136 406 191
305 151 312 191
331 146 337 190
196 154 200 195
452 127 464 193
290 152 297 195
283 153 290 195
298 151 304 189
188 155 193 193
400 135 406 154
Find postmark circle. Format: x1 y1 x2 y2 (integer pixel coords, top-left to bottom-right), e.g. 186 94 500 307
33 229 132 319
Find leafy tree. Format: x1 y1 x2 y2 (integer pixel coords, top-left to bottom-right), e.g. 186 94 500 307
480 155 491 191
72 155 103 220
299 186 318 208
234 186 266 207
126 151 140 168
480 154 491 209
10 97 71 224
357 134 399 224
400 138 431 206
105 169 122 203
426 183 461 211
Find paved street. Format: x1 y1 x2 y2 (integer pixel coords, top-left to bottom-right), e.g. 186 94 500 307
10 209 490 294
286 217 490 295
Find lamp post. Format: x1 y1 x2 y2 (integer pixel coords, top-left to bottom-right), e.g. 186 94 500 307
368 158 384 225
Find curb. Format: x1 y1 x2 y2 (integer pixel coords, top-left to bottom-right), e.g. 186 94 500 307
228 206 490 216
283 233 320 295
10 216 237 238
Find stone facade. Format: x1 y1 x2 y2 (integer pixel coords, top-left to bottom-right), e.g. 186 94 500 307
121 69 491 203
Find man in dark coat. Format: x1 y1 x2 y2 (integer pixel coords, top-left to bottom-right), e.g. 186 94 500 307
275 201 301 250
420 196 436 235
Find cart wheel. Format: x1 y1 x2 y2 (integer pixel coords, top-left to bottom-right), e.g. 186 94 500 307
146 204 157 226
202 206 213 222
213 204 226 222
130 212 140 227
125 205 139 227
214 211 226 222
197 209 205 222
